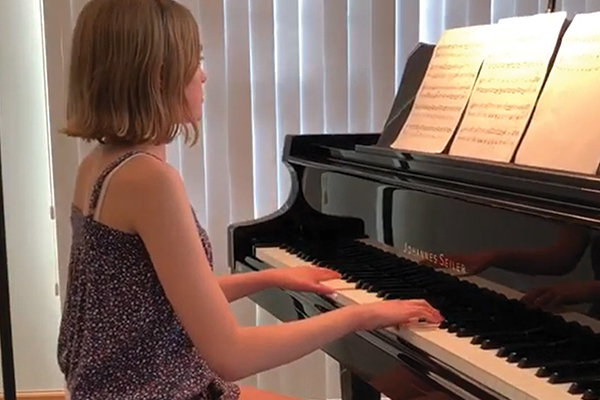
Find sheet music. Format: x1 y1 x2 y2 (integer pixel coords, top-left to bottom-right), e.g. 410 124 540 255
516 12 600 175
391 24 495 153
448 12 567 162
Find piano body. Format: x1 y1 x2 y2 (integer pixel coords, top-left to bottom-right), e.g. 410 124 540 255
228 44 600 400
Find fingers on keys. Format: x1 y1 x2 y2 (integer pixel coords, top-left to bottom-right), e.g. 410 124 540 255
399 299 444 324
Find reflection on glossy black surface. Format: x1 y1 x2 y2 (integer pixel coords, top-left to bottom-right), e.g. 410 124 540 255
306 169 600 319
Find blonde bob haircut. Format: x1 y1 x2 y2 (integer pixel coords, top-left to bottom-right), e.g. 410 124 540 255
63 0 201 145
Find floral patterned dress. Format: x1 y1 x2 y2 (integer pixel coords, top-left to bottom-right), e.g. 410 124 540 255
57 151 240 400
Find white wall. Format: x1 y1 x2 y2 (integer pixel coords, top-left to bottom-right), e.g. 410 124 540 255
42 0 81 304
0 0 64 391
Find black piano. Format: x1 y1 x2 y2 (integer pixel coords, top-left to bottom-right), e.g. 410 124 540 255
228 43 600 400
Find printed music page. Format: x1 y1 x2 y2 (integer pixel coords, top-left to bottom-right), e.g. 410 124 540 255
516 12 600 175
448 12 567 162
391 24 495 153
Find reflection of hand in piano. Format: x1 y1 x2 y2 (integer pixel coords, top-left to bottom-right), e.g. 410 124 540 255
266 266 342 295
443 252 497 275
444 226 590 278
522 281 600 310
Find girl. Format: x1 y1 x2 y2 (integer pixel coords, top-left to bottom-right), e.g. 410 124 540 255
56 0 443 399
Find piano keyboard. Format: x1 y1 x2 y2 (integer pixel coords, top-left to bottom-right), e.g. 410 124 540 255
255 240 600 400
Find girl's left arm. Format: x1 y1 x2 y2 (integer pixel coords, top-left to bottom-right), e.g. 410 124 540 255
218 267 340 303
217 270 277 303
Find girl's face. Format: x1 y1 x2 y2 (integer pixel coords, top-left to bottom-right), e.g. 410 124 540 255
185 64 207 121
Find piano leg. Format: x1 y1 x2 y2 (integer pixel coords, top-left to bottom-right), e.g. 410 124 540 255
340 365 380 400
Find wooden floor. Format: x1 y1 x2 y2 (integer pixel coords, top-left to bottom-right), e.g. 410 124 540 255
0 391 65 400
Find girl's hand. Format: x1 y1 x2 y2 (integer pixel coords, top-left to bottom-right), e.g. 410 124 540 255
357 299 444 330
268 266 341 295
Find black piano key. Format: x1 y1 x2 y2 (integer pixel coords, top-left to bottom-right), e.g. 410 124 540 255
474 321 544 338
470 324 526 342
570 383 586 395
548 360 600 383
537 350 600 377
381 290 428 300
504 337 578 363
360 281 414 292
483 317 577 353
476 323 552 348
447 315 492 331
569 377 600 395
483 331 549 351
519 351 576 369
497 335 568 359
342 272 377 282
455 317 518 338
519 338 600 369
573 381 600 400
584 390 600 400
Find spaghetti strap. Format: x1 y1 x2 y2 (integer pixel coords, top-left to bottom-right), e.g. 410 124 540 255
87 150 161 217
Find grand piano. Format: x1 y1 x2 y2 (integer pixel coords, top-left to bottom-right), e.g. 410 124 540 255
228 43 600 400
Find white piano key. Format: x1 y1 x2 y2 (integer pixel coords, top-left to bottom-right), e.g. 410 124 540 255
390 324 579 400
255 247 308 268
320 278 357 291
333 288 382 306
254 245 584 400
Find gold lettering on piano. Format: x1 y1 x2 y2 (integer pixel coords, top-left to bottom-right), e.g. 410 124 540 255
516 12 600 174
391 24 495 153
403 243 465 272
449 12 567 162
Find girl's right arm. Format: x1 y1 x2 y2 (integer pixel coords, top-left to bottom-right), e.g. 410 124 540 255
127 157 442 382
